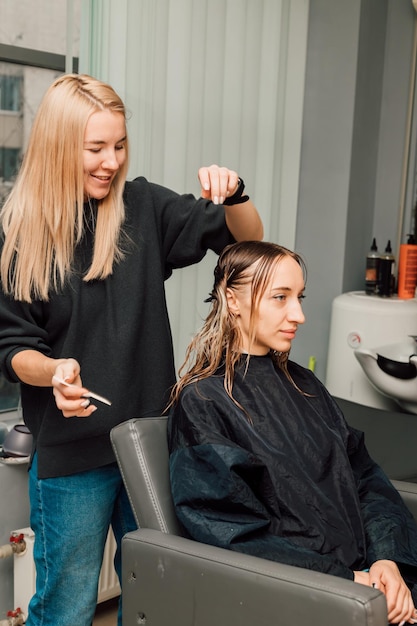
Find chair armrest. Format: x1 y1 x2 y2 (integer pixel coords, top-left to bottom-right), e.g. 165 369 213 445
392 479 417 521
122 528 387 626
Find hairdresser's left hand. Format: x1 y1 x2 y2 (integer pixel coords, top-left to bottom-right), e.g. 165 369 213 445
198 164 240 205
369 560 416 624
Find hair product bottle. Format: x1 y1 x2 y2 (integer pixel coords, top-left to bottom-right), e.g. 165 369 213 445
378 240 395 297
397 234 417 299
365 238 380 295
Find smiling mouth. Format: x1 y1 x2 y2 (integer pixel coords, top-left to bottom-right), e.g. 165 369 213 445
91 174 112 181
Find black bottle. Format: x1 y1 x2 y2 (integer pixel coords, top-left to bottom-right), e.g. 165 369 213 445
365 238 380 295
378 240 395 297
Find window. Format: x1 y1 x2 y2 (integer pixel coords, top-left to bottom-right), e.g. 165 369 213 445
0 75 22 111
0 147 20 181
0 376 20 414
0 0 81 415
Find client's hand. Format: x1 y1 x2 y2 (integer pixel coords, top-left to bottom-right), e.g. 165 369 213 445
355 560 416 625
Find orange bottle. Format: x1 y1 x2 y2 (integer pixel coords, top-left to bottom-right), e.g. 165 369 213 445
397 234 417 299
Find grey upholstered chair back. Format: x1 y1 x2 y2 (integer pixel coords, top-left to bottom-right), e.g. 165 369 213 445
110 416 183 535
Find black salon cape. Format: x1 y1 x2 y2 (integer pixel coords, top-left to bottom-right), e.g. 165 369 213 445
168 354 417 581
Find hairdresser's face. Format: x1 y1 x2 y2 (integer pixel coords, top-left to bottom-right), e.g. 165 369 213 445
83 110 127 200
228 256 306 355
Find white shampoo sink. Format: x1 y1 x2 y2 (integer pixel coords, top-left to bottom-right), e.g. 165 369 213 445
354 337 417 414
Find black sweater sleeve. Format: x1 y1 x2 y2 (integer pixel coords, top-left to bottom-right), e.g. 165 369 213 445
127 178 234 278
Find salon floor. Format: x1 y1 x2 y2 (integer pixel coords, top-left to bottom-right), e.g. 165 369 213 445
93 596 119 626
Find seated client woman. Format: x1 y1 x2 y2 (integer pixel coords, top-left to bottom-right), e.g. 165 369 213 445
168 240 417 626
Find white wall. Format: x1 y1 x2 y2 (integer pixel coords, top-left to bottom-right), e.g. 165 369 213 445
293 0 417 381
80 0 417 383
80 0 309 369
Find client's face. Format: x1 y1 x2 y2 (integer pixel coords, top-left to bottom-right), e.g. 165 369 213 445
230 256 306 355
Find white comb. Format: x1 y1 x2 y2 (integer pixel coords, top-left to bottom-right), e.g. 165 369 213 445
52 375 112 406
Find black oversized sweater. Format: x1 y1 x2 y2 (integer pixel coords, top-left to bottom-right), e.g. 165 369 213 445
0 177 234 478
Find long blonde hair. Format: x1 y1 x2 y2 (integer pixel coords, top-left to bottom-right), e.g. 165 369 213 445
169 240 307 407
0 74 129 302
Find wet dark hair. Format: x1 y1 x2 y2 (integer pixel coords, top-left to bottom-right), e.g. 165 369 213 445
169 240 307 409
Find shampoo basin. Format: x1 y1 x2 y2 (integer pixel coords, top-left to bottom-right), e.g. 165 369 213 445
354 338 417 414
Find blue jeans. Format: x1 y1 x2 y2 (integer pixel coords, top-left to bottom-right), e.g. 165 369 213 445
26 453 137 626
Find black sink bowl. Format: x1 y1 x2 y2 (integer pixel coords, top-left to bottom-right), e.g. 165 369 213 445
377 354 417 380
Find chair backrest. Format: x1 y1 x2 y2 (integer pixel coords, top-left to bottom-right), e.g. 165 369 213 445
110 416 184 535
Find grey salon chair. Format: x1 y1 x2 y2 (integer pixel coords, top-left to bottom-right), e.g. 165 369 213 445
110 416 417 626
